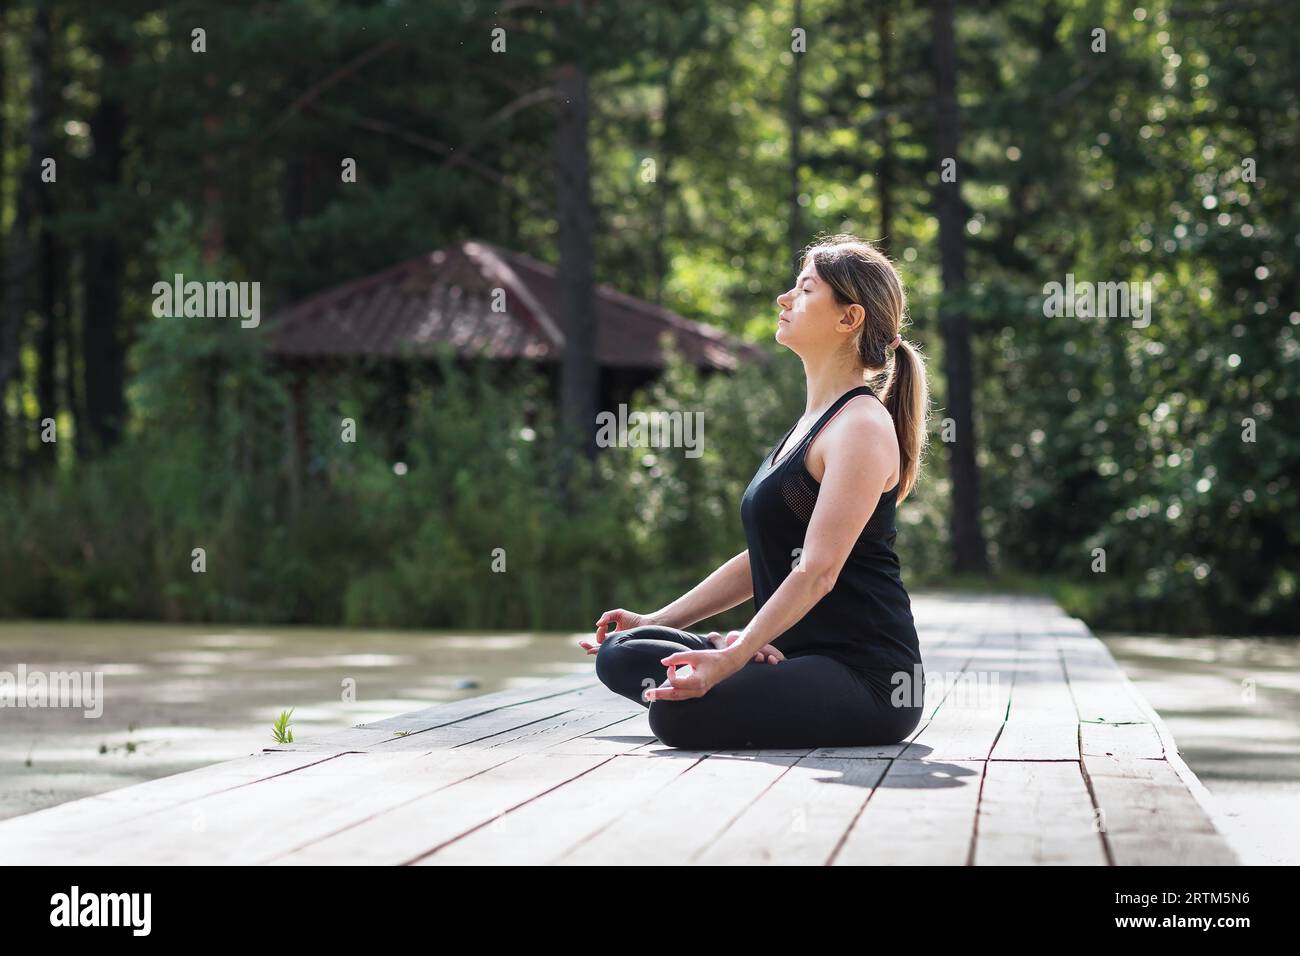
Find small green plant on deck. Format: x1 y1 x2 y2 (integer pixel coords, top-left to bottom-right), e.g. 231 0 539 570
272 708 295 744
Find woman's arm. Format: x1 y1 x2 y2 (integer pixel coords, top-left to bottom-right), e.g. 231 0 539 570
647 549 753 631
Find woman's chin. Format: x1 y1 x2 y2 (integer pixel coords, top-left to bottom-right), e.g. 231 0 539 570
774 333 804 357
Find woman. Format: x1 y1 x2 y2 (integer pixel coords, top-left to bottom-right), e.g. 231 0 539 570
578 234 929 750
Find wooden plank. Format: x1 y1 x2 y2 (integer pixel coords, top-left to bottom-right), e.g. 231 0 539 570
371 705 625 752
974 760 1107 865
269 751 621 865
0 751 341 860
905 672 1012 761
11 748 518 865
416 751 704 865
1084 754 1240 865
898 626 1017 761
991 642 1080 761
832 758 985 865
1056 621 1164 759
555 752 803 865
275 687 616 757
693 756 890 864
265 671 599 752
542 711 655 756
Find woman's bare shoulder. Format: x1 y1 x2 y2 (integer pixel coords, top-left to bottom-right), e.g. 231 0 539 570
806 395 898 481
827 394 895 444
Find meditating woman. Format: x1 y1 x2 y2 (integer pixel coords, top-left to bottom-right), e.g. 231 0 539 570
579 234 930 750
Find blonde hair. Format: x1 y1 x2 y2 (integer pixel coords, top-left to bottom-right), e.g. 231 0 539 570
801 234 930 502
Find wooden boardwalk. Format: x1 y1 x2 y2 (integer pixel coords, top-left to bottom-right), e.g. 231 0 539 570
0 594 1240 865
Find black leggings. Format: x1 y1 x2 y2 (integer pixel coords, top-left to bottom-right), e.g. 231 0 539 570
594 624 924 750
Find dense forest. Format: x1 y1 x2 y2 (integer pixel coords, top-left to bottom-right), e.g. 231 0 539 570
0 0 1296 634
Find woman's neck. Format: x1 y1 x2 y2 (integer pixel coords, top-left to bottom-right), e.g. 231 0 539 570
800 353 865 416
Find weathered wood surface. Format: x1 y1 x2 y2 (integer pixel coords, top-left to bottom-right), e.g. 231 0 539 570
0 594 1240 865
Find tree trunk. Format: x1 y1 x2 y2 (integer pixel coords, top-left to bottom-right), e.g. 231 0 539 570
555 42 597 480
876 5 895 253
931 0 989 574
650 58 677 305
36 9 60 466
36 203 58 465
1 1 52 459
80 32 128 455
64 249 83 450
0 0 9 464
0 0 7 212
202 75 224 266
787 0 805 268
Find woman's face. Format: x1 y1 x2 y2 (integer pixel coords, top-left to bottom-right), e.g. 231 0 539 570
775 258 859 354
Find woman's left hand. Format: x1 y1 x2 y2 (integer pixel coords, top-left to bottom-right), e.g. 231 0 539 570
719 631 784 664
647 645 746 702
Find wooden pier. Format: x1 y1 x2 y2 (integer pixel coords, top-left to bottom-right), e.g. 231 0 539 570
0 594 1240 865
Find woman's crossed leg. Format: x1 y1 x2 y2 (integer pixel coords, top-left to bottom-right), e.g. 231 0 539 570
594 624 920 751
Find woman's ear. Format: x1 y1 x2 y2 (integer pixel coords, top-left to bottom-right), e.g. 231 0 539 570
840 303 866 334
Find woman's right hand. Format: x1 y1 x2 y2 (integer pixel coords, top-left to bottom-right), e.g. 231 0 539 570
578 608 655 655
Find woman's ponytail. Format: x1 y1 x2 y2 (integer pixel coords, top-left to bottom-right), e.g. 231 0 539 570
881 337 929 503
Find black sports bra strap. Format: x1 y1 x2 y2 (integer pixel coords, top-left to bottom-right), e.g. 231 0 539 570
807 385 875 444
772 385 875 466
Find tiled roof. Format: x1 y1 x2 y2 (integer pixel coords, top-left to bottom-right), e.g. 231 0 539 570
264 240 767 370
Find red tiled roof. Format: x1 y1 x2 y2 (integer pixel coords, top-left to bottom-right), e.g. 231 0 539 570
264 240 767 370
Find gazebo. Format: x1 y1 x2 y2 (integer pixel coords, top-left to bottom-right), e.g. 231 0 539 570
262 239 767 474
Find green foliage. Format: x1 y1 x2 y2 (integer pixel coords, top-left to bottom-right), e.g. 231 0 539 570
0 330 968 630
272 708 294 745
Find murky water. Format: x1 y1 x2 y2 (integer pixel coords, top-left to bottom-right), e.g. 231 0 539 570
0 622 594 821
1101 632 1300 866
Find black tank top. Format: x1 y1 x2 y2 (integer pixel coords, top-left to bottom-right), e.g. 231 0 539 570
739 384 922 677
